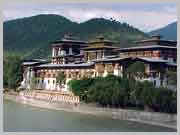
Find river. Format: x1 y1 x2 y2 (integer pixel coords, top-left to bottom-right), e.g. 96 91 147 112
3 99 176 132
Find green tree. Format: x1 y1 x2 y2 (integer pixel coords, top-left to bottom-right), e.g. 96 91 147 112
153 87 177 113
30 76 37 90
126 61 146 80
56 72 66 87
155 63 167 86
140 81 155 111
3 52 23 91
4 15 148 59
166 71 177 87
68 78 94 101
68 75 177 113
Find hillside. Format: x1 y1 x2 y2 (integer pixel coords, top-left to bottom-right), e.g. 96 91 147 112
149 22 177 40
3 14 77 58
3 14 148 59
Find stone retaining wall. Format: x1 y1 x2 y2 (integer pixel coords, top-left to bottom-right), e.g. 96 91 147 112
4 92 177 129
19 90 80 104
76 103 177 122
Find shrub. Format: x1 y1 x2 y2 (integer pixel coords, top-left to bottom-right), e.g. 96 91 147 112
152 87 177 113
133 81 177 113
87 79 114 106
140 81 155 109
3 53 23 90
87 76 130 107
56 72 66 86
68 75 177 113
68 78 94 101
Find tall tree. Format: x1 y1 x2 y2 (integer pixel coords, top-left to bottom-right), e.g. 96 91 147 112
3 52 23 90
30 76 37 90
56 72 66 88
126 61 146 80
166 71 177 87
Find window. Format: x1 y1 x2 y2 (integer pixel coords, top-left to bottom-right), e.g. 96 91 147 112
53 80 55 84
152 72 156 78
38 80 39 83
160 80 163 86
173 58 177 63
48 80 50 84
42 79 44 83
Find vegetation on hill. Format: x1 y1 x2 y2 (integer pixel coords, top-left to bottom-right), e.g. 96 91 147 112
149 22 177 40
3 14 149 59
69 18 147 46
3 14 77 59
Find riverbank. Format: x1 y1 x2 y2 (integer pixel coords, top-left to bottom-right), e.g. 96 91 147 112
3 92 177 130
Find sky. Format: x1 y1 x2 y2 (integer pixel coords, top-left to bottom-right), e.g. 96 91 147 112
3 2 177 32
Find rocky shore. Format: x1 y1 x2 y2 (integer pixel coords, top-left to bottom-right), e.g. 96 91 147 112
3 91 177 130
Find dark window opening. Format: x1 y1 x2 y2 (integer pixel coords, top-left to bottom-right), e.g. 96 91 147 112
152 72 156 78
153 80 156 86
173 58 177 63
160 80 163 86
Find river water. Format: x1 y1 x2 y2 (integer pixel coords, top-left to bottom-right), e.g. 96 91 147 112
3 99 176 132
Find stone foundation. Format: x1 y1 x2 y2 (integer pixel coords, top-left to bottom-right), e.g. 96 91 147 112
19 90 80 104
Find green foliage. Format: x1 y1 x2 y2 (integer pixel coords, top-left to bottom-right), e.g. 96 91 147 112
133 81 177 113
126 61 146 80
68 75 176 114
3 52 23 90
4 14 76 59
138 81 155 108
69 75 131 107
149 22 177 40
4 15 148 59
166 71 177 86
30 77 37 90
152 87 177 113
68 77 94 101
56 72 66 86
87 77 115 105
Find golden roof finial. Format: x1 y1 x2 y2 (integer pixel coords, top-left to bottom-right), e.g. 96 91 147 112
96 35 104 41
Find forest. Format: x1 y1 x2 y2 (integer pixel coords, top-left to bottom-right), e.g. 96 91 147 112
3 14 148 59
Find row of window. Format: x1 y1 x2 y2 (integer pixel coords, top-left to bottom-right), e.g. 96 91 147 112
153 79 167 87
36 73 56 78
36 72 94 79
121 51 176 58
36 79 56 84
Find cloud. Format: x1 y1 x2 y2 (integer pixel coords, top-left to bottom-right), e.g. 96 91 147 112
3 3 177 32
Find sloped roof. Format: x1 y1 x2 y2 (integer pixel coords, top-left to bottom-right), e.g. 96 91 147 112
116 45 176 51
36 62 95 68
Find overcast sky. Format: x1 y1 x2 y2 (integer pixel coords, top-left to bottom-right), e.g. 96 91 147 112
3 2 177 32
